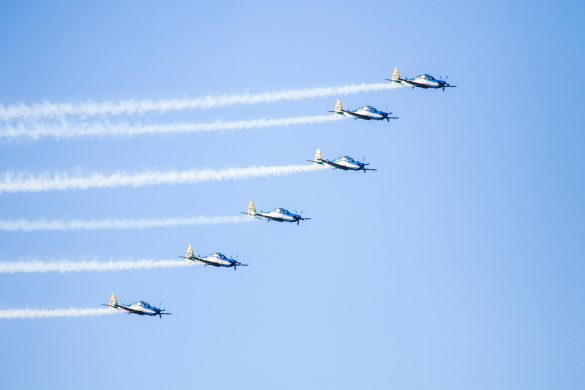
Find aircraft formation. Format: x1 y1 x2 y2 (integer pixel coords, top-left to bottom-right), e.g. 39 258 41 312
100 66 456 319
4 66 456 319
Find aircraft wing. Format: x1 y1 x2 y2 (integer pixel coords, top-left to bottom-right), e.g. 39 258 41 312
330 109 371 120
263 216 287 222
385 78 424 88
307 159 345 170
346 110 375 120
319 160 349 170
189 257 222 267
116 305 147 315
241 212 273 221
403 80 429 88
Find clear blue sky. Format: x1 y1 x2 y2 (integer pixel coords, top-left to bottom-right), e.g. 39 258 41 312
1 1 584 389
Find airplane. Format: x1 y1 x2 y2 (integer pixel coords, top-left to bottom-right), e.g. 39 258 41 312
241 200 311 225
308 149 377 172
179 245 248 271
102 293 171 318
387 67 456 91
329 99 398 122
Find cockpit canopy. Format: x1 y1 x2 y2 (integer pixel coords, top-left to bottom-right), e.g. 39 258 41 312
275 208 291 215
338 156 356 163
417 74 434 80
211 252 226 259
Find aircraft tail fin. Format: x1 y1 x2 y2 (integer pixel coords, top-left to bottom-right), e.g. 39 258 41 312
248 200 257 216
392 67 401 81
186 244 194 260
335 99 343 113
314 148 323 163
109 293 118 308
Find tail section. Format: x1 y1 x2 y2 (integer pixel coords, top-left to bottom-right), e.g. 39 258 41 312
313 148 323 164
186 244 194 260
109 293 118 308
392 67 401 81
334 99 343 113
247 200 257 216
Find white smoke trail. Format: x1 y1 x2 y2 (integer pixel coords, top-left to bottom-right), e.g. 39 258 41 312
0 259 196 273
0 215 253 232
0 114 344 141
0 164 327 193
0 308 119 319
0 82 398 121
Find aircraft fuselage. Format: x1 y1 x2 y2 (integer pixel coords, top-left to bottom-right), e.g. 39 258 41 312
187 253 244 269
257 211 302 223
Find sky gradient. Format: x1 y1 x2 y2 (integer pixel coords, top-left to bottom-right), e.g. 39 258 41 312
0 1 584 389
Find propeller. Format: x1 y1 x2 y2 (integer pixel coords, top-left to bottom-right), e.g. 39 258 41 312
439 75 451 91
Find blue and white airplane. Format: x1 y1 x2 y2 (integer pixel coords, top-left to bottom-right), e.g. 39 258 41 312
180 245 248 270
329 99 398 122
102 293 171 318
388 67 456 91
242 200 310 225
309 149 377 172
